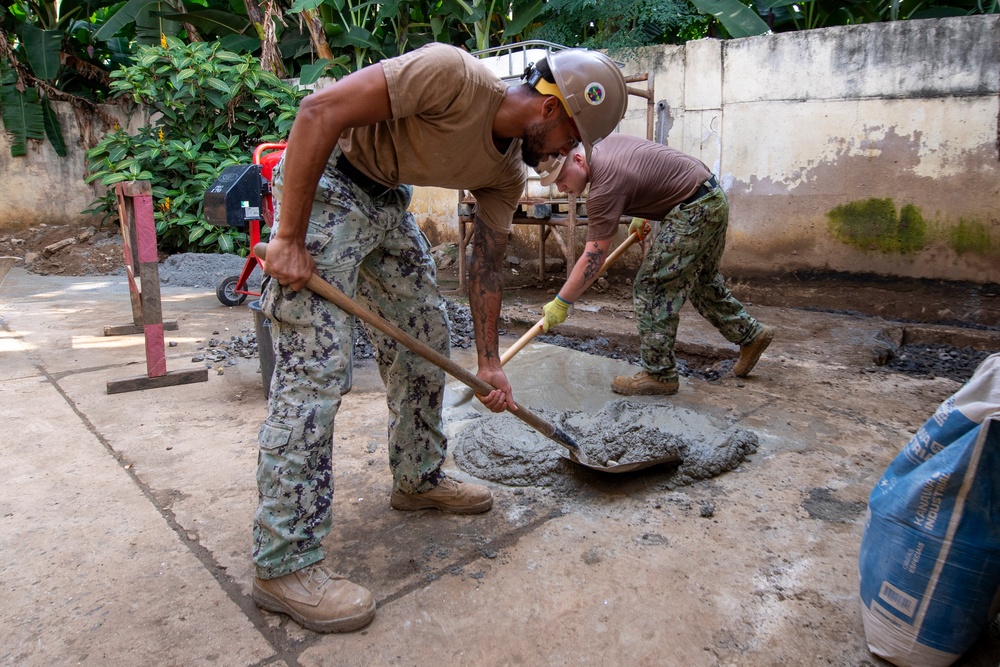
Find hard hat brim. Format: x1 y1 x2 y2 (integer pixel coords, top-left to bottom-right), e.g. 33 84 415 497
536 155 567 186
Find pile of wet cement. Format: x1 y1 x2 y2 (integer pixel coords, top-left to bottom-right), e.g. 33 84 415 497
453 399 758 492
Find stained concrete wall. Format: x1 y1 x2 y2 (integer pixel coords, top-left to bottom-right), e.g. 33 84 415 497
416 16 1000 283
0 102 126 231
717 17 998 283
3 17 997 283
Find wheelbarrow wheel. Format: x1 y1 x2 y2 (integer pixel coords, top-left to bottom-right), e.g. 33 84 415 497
216 275 247 306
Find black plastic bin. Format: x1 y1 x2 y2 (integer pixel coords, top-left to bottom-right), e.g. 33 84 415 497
248 300 274 399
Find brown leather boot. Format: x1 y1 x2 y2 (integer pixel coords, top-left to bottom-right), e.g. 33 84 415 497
610 371 679 396
253 564 375 633
734 326 774 378
391 476 493 514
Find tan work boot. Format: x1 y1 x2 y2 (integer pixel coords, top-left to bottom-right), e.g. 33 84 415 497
253 564 375 633
733 326 774 378
391 476 493 514
610 371 679 396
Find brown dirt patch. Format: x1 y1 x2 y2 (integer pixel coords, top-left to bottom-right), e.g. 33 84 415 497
0 221 124 276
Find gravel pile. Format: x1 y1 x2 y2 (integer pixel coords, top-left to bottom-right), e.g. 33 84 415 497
159 252 263 290
885 344 995 382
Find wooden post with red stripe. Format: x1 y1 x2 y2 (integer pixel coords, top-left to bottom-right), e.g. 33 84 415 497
105 181 208 394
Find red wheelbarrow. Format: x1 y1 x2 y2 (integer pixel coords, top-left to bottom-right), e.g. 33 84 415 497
204 143 285 306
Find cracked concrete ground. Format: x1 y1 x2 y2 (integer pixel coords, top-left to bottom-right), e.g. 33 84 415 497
1 267 999 667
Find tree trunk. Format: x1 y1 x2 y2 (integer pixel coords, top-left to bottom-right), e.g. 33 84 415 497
302 9 335 61
245 0 288 78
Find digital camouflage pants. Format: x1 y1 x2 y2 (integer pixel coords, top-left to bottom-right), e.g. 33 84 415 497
253 153 451 579
633 187 763 382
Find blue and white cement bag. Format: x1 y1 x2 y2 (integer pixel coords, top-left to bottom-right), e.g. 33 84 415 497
859 353 1000 667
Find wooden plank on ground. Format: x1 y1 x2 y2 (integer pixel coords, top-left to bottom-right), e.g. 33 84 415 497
106 368 209 395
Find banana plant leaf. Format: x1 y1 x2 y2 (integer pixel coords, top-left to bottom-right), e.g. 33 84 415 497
220 34 262 53
135 2 181 44
502 0 545 39
287 0 324 12
158 9 252 36
40 93 67 157
689 0 771 37
299 57 350 85
21 24 63 81
94 0 182 42
94 0 160 40
0 85 45 157
329 25 378 49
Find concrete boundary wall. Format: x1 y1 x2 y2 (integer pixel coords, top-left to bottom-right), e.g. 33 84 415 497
0 102 120 231
2 17 997 283
711 16 1000 283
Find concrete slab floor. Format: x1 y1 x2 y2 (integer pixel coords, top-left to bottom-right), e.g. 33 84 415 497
1 267 998 667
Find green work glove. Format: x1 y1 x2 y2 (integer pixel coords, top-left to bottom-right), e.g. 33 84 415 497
629 217 651 241
542 295 572 332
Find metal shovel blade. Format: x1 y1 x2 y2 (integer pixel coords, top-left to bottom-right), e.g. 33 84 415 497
561 450 682 474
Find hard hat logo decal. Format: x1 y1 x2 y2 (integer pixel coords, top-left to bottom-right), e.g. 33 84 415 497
585 83 605 106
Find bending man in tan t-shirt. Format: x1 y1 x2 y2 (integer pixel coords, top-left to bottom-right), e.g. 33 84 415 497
251 42 627 634
536 134 773 396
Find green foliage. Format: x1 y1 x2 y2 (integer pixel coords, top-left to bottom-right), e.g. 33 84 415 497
84 38 305 255
0 0 127 155
526 0 710 51
755 0 992 31
689 0 770 37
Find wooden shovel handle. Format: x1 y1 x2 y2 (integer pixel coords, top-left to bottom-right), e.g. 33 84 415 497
498 230 643 367
252 243 583 456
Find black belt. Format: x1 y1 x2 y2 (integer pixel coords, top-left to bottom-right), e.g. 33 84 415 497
336 153 392 198
681 175 719 206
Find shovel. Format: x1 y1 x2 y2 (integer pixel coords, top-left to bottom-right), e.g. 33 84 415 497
254 243 622 470
453 229 646 406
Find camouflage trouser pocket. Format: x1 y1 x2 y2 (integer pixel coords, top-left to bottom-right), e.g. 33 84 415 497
260 232 334 327
257 421 294 499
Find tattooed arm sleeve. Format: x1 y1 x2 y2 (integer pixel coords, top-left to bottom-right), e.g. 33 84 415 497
468 214 508 371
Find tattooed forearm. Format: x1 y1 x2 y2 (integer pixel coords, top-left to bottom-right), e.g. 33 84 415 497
469 216 508 365
581 246 606 283
470 218 505 292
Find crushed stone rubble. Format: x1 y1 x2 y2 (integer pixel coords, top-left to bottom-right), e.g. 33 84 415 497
885 343 994 382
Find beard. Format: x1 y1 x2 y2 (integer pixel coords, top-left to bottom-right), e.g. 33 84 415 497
520 116 565 167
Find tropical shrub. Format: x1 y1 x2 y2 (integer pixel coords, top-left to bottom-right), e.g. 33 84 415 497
84 36 304 254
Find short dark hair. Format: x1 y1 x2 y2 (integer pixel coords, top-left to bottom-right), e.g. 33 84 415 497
534 57 555 83
523 57 556 96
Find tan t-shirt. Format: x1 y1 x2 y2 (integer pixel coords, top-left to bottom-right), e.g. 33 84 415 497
585 134 712 240
337 43 525 233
